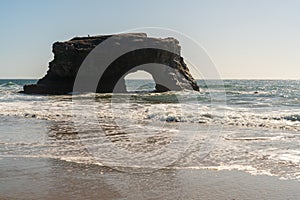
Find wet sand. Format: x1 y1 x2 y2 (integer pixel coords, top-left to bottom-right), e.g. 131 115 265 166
0 157 299 200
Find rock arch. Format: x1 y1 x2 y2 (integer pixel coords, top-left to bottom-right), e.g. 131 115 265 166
22 34 200 94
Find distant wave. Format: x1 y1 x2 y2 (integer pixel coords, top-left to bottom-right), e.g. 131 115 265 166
0 79 299 132
283 114 300 122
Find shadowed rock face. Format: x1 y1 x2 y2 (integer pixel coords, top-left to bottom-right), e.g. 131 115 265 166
22 33 200 94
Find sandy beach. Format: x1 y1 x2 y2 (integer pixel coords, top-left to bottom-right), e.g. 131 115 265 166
1 157 299 200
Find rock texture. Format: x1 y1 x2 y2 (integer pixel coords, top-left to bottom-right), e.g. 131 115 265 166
22 33 199 94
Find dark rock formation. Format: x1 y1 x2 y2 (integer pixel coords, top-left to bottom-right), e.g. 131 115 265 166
22 33 199 94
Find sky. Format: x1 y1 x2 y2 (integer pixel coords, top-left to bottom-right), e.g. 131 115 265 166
0 0 299 79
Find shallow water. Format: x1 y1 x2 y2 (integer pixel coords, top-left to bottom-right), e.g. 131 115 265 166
0 79 299 180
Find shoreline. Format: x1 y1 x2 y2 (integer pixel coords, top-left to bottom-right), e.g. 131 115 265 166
1 157 299 200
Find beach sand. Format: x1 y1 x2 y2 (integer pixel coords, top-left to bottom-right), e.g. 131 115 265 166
0 157 299 200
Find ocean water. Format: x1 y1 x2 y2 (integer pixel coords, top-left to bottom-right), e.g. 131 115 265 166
0 79 299 180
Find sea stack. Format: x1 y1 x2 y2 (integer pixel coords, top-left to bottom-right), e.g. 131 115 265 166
22 33 200 94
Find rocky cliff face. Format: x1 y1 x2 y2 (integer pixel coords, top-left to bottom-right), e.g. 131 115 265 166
22 33 199 94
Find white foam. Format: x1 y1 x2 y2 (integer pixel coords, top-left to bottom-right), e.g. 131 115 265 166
269 150 300 164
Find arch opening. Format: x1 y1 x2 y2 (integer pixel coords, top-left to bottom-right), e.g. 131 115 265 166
124 70 156 93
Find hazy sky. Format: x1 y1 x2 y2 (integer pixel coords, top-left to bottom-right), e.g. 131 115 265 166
0 0 299 79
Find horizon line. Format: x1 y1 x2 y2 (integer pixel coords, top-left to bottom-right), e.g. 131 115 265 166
0 77 299 80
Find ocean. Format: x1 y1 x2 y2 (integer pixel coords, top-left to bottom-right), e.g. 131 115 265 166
0 79 300 182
